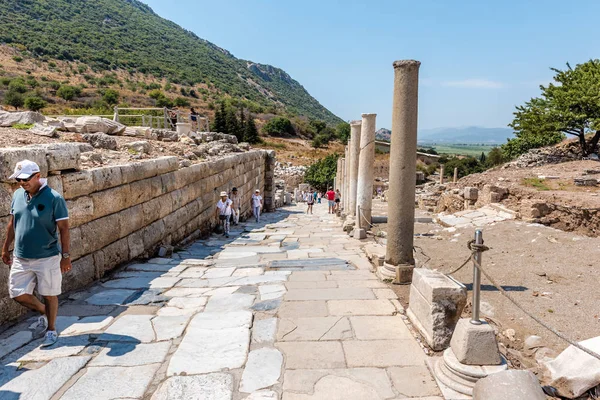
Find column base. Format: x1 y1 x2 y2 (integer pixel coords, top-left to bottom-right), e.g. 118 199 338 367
353 228 367 239
378 262 414 284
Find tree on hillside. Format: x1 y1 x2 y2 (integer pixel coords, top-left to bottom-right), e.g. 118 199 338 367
479 152 486 164
101 89 119 106
212 102 227 133
4 91 24 110
506 60 600 158
244 115 260 144
225 107 241 142
336 122 351 144
24 96 46 111
485 147 504 167
304 153 339 192
263 117 294 136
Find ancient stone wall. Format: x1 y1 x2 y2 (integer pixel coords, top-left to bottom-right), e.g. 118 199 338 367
0 144 274 323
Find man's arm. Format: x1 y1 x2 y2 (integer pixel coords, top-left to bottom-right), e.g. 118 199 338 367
57 219 72 273
2 215 14 266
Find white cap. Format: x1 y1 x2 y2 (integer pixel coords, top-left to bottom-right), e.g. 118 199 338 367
255 189 260 193
220 191 228 197
9 160 40 180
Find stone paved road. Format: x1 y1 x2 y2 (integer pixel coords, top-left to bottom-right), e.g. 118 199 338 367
0 203 443 400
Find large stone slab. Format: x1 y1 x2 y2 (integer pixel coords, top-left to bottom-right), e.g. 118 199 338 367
349 316 412 340
284 288 375 301
276 341 345 369
259 284 286 300
0 330 32 359
61 364 161 400
387 366 442 397
278 301 329 318
282 368 396 399
90 341 171 366
85 289 136 305
343 340 425 367
98 314 155 343
167 312 252 375
0 356 90 399
151 373 234 400
61 316 114 336
152 313 193 341
278 317 352 341
239 348 283 393
204 294 255 312
102 276 180 289
18 335 90 362
327 300 395 316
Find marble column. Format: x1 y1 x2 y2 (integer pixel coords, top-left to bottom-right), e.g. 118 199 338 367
440 164 445 184
454 167 458 183
344 146 350 212
348 121 362 217
355 113 376 232
381 60 420 283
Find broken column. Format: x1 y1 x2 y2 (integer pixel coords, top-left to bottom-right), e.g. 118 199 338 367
440 164 445 184
348 121 362 217
355 113 376 238
381 60 419 282
453 167 458 183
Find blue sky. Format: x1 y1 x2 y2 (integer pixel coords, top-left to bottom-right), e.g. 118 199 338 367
143 0 599 130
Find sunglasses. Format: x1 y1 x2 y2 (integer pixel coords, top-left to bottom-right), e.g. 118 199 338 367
16 173 38 183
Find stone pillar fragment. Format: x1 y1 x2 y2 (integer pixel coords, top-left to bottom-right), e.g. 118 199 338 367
440 164 445 184
453 167 458 183
356 113 376 231
344 146 350 211
382 60 420 282
348 121 362 217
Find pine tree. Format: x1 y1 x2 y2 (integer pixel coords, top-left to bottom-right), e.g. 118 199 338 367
225 107 240 140
244 115 260 144
479 152 486 164
211 101 227 133
239 106 245 133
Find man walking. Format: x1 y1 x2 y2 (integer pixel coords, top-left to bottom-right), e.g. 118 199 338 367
326 187 336 214
230 187 241 225
216 191 233 238
252 189 263 223
2 160 71 347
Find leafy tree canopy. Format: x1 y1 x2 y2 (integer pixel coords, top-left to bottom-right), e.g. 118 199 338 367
263 117 294 136
506 60 600 157
304 153 339 192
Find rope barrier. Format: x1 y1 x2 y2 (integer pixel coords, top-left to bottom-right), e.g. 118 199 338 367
432 237 600 362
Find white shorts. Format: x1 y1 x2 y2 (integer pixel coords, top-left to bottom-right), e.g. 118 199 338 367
9 255 62 298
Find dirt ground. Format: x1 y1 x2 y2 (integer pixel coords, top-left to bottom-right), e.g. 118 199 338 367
371 199 600 362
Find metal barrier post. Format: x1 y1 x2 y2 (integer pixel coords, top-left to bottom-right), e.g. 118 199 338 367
471 229 483 325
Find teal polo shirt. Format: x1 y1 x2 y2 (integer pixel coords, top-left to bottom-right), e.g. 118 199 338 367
10 184 69 259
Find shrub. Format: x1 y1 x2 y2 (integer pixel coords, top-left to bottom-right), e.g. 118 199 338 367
263 116 294 136
3 91 24 109
57 85 81 100
174 97 190 107
8 79 27 93
101 89 119 106
24 96 47 111
304 154 339 192
11 123 34 130
12 56 23 62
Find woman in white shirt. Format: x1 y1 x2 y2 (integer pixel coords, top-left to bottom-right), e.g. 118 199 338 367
215 191 233 238
252 189 263 223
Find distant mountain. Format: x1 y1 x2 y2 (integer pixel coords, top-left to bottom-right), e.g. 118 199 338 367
376 128 391 141
417 126 513 144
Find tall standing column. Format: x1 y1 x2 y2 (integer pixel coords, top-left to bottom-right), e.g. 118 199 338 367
344 146 350 212
382 60 420 283
348 121 362 217
355 113 376 234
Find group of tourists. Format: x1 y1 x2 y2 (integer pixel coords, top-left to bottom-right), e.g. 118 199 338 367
215 188 263 238
302 187 340 214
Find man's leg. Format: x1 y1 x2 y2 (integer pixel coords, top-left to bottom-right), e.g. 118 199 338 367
13 294 45 314
43 296 58 331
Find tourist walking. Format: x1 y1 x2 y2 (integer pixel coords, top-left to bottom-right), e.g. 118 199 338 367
216 191 233 238
317 192 322 204
334 189 341 212
229 187 241 225
190 107 199 131
2 160 71 348
252 189 263 223
326 187 336 214
306 189 315 214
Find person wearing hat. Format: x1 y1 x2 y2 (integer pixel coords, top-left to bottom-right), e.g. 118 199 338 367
251 189 263 223
229 187 241 226
2 160 71 348
215 191 233 238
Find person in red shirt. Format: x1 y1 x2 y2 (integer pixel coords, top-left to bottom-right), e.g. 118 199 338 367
326 187 336 214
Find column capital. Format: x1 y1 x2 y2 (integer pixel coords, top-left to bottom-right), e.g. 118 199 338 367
350 120 362 126
361 113 377 118
393 60 421 69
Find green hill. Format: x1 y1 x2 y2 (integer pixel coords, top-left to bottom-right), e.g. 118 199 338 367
0 0 342 125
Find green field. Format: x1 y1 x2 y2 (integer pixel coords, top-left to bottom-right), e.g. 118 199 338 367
420 144 498 157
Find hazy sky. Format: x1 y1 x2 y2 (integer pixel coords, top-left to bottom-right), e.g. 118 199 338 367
143 0 599 130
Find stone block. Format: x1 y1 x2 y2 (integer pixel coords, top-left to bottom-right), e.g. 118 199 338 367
119 204 145 238
407 268 467 351
79 213 122 254
127 230 146 259
62 171 94 199
35 143 81 172
473 370 545 400
66 196 94 227
143 219 166 249
450 319 502 365
0 147 48 182
62 254 96 293
463 187 478 200
0 183 17 216
90 165 124 191
93 237 129 277
90 184 132 219
520 199 550 220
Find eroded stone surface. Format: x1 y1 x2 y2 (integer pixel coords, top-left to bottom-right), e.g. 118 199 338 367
99 314 155 343
152 373 234 400
252 318 277 344
85 289 136 305
90 341 171 366
239 348 283 393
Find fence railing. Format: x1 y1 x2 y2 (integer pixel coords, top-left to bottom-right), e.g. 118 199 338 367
113 107 210 132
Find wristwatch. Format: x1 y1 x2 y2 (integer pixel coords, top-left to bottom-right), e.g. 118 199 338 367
61 253 70 259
